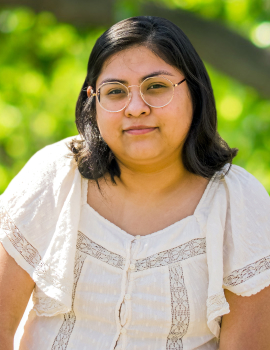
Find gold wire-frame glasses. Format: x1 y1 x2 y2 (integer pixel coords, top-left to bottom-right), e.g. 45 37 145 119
88 76 186 113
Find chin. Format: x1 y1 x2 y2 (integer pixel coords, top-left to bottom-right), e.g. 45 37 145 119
126 150 161 162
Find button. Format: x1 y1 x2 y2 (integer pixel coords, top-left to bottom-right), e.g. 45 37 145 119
129 264 135 270
125 294 131 300
120 328 127 334
135 235 141 240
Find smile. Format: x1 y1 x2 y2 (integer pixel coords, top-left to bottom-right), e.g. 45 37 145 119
124 127 157 135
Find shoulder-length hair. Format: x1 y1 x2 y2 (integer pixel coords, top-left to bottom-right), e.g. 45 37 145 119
69 15 237 182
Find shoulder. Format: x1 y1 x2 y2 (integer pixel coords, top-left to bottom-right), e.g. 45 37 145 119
220 164 270 240
200 164 269 223
24 135 79 170
224 164 265 188
222 164 269 214
1 135 81 211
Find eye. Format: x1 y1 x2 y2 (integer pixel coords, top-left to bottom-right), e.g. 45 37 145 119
107 88 126 95
147 83 167 90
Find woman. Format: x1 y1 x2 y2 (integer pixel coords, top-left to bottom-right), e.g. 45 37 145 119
0 16 270 350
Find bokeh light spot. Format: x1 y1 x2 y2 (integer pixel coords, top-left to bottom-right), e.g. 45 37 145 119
0 10 18 33
0 105 22 128
38 24 76 57
251 22 270 48
20 72 44 95
219 96 243 120
32 113 57 137
224 0 248 22
15 8 35 32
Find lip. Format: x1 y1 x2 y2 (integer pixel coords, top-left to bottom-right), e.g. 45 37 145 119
124 126 157 135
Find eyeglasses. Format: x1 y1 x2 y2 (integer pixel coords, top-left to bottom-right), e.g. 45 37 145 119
89 76 186 113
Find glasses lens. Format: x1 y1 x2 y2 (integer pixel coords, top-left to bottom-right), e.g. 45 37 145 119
98 83 129 112
141 77 173 108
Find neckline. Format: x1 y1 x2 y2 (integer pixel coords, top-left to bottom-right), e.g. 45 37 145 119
82 171 218 240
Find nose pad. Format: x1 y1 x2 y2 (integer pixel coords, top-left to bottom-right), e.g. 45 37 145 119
124 92 150 117
124 91 132 109
126 91 137 106
126 90 146 107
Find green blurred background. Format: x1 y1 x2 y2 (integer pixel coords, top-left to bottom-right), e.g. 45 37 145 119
0 0 270 194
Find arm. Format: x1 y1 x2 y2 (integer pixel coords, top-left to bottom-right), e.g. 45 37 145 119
219 286 270 350
0 243 35 350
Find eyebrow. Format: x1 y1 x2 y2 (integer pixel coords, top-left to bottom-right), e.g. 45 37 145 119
99 70 175 86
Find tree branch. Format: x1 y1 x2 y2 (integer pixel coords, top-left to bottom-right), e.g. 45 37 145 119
0 0 115 26
142 3 270 98
1 0 270 97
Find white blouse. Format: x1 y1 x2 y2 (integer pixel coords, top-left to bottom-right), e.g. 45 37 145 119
0 136 270 350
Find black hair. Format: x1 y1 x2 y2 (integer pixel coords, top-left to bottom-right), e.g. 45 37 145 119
69 15 237 182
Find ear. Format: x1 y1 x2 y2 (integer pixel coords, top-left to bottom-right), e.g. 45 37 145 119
87 86 93 98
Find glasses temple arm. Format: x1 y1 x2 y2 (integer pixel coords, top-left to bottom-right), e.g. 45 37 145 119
174 78 186 87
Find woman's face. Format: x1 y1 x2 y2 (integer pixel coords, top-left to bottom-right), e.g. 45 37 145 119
94 45 193 170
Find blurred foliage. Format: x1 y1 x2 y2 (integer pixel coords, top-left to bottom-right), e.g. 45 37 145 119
0 2 269 194
155 0 270 46
0 8 104 192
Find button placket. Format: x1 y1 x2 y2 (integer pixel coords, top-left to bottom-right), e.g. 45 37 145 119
124 294 131 300
117 238 140 342
120 327 127 334
129 263 135 270
129 236 140 271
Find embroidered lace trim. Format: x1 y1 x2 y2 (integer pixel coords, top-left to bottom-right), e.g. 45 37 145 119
135 238 206 272
206 290 230 338
166 265 190 350
0 205 42 267
77 231 125 269
0 205 67 292
207 291 228 319
223 255 270 286
76 233 206 272
33 296 68 316
51 250 87 350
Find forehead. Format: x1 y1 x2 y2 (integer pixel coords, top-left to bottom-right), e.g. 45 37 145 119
96 46 181 85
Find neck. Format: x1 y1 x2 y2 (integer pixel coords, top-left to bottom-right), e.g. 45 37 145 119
114 156 191 197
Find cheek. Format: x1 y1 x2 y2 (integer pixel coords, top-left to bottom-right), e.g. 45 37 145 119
164 99 193 132
175 94 193 130
159 102 193 147
96 110 122 144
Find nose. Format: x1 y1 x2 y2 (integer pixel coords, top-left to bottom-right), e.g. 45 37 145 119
124 87 150 118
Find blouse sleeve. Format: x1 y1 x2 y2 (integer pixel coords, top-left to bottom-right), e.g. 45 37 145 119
223 165 270 296
205 164 270 338
0 136 82 316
